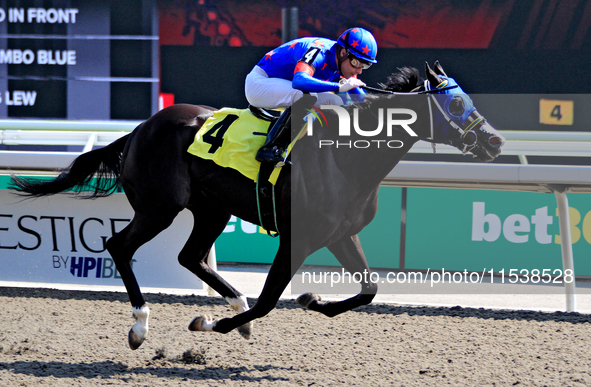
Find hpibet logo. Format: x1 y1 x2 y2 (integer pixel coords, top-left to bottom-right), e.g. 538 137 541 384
305 105 418 149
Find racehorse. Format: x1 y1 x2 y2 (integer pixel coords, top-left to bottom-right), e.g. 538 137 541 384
10 62 504 350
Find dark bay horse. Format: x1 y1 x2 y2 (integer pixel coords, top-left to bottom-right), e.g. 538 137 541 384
10 62 504 349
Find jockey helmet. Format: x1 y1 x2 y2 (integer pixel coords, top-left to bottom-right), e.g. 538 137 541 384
336 27 378 64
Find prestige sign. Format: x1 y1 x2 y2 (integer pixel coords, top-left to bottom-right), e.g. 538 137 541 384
0 189 203 290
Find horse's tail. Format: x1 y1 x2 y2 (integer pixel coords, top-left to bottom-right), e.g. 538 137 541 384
10 132 132 198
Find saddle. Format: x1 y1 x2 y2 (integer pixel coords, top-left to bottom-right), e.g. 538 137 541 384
186 107 284 236
187 107 282 182
248 105 282 122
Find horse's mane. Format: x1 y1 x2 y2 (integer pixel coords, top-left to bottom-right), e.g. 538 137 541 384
378 67 422 93
314 67 424 132
341 67 423 113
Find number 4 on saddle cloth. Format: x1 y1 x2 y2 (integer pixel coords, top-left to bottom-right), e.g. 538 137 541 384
187 106 306 235
187 106 300 186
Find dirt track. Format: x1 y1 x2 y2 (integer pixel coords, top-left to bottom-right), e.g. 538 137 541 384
0 287 590 386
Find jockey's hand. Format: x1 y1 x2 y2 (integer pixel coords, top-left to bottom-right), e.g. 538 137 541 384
339 77 366 93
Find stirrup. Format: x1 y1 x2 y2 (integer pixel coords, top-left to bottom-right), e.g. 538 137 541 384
256 146 285 163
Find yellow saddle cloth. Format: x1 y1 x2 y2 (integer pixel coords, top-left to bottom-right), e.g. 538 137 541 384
187 108 283 184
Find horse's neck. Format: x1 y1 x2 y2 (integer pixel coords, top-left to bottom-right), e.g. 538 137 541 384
320 95 431 171
306 95 428 189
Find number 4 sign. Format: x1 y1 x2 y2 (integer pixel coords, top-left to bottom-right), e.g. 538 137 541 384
539 99 574 125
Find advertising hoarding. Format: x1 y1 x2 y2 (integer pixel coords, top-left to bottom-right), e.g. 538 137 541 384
0 188 202 290
2 181 591 289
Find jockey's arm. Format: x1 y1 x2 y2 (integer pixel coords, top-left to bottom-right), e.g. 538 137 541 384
344 83 367 103
292 62 366 96
292 62 339 93
347 84 366 95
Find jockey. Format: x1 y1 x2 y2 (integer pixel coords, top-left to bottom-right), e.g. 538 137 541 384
245 27 378 163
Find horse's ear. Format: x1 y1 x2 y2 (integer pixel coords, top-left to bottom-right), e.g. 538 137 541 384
433 61 447 77
425 62 442 87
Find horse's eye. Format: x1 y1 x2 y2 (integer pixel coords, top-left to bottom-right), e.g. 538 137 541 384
448 96 465 117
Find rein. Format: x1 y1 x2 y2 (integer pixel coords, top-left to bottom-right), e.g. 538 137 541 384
360 83 461 150
361 84 459 95
361 82 486 154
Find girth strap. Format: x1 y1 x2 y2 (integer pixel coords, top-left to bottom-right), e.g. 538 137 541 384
256 162 280 237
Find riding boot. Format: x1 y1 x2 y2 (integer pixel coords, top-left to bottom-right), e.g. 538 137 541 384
255 94 318 164
255 107 292 163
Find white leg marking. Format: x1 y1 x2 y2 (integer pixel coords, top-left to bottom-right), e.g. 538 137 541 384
189 315 215 331
226 295 253 339
225 295 250 313
131 305 150 339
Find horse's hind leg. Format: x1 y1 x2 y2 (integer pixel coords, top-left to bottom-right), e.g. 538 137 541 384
179 206 254 338
190 239 299 336
106 211 179 350
297 234 378 317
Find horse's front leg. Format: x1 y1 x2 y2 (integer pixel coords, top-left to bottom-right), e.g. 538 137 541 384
179 206 253 339
189 241 297 337
297 234 378 317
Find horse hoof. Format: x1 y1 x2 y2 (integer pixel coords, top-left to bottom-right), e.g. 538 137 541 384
128 329 145 350
237 321 253 340
188 315 215 332
128 305 150 350
297 293 321 309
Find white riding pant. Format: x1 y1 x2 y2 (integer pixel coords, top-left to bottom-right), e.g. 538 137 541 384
245 65 343 109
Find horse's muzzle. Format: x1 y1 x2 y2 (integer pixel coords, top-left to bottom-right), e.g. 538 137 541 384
469 122 505 162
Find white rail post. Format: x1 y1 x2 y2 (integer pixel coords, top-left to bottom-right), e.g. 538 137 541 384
553 188 577 312
83 133 97 153
206 244 218 297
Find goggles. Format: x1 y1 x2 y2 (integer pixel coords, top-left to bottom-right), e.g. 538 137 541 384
348 54 371 70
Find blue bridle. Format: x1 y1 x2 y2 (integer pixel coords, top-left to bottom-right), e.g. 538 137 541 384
425 76 488 153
